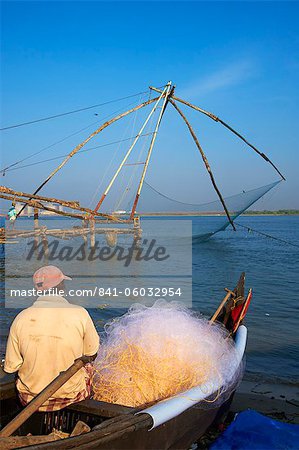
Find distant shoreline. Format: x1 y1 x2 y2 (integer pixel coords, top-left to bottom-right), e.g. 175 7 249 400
139 211 299 217
4 210 299 218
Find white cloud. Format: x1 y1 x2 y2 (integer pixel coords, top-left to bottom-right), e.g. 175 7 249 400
179 60 257 100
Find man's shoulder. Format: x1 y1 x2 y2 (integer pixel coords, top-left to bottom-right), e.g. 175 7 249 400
68 304 88 313
74 305 91 319
10 307 35 328
62 303 90 319
15 307 34 318
13 301 91 323
63 305 93 330
14 302 88 316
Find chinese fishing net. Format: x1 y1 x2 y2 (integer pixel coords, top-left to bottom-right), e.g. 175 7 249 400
128 180 282 240
92 300 244 408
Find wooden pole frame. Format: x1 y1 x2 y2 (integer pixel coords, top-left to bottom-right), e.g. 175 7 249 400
150 86 285 181
1 186 80 209
1 193 90 220
5 83 284 225
130 82 173 219
16 96 160 218
0 188 121 222
170 99 236 230
93 86 168 213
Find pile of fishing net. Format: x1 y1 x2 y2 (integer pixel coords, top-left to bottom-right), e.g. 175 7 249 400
92 300 243 407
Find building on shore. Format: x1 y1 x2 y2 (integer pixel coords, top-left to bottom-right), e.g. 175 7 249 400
14 202 64 216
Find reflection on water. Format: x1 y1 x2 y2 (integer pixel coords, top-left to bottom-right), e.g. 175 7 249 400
4 218 192 309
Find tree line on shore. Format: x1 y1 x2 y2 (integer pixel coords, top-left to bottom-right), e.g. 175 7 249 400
244 209 299 215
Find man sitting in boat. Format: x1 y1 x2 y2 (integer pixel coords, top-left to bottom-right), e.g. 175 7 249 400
4 265 100 411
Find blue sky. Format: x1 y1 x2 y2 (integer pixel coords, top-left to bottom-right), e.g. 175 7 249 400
1 1 298 210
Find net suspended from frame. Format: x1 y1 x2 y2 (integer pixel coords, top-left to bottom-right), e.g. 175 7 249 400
127 180 282 239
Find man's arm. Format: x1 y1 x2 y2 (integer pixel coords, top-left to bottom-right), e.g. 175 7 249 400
83 313 100 357
4 320 23 373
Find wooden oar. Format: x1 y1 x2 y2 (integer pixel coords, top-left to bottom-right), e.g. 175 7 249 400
0 355 93 437
232 288 253 333
209 289 235 324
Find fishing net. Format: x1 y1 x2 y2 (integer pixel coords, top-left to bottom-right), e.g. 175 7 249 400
92 300 243 408
127 180 281 239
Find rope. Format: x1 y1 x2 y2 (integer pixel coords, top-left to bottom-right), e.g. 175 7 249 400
1 133 154 174
114 116 154 211
88 104 138 211
143 180 280 208
150 87 285 182
0 97 148 175
0 121 100 175
235 222 299 248
113 95 142 211
113 93 154 212
0 90 150 131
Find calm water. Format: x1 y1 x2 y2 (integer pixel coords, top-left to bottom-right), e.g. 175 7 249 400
1 215 298 383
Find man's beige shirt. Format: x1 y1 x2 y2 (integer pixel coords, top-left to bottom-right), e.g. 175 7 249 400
4 295 99 400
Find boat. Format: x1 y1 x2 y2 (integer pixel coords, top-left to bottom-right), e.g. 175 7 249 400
0 273 251 449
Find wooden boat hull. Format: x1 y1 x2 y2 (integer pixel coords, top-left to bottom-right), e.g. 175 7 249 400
0 346 240 450
0 274 249 449
79 402 229 450
0 381 232 449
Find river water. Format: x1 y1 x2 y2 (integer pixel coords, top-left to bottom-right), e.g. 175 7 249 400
1 215 298 383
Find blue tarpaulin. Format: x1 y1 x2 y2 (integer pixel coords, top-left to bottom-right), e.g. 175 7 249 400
211 410 299 450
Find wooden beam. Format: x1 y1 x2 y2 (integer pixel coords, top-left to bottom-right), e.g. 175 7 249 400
209 290 233 323
0 434 68 450
16 96 160 217
0 193 86 220
150 86 285 181
170 100 236 231
94 88 168 213
0 187 122 222
89 219 95 247
0 186 79 209
67 398 134 418
130 82 173 219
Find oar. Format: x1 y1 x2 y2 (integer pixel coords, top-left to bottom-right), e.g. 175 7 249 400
209 289 235 324
232 288 253 333
0 355 93 437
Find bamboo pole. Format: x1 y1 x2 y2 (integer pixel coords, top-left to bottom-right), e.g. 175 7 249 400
170 100 236 230
16 96 160 218
33 208 39 228
130 82 173 219
0 193 87 220
150 86 285 181
89 219 95 247
93 88 168 212
33 208 39 249
0 189 121 222
1 186 80 209
209 290 235 324
41 232 49 263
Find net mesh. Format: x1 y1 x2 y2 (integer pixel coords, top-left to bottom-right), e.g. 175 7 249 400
126 180 281 238
92 300 244 408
